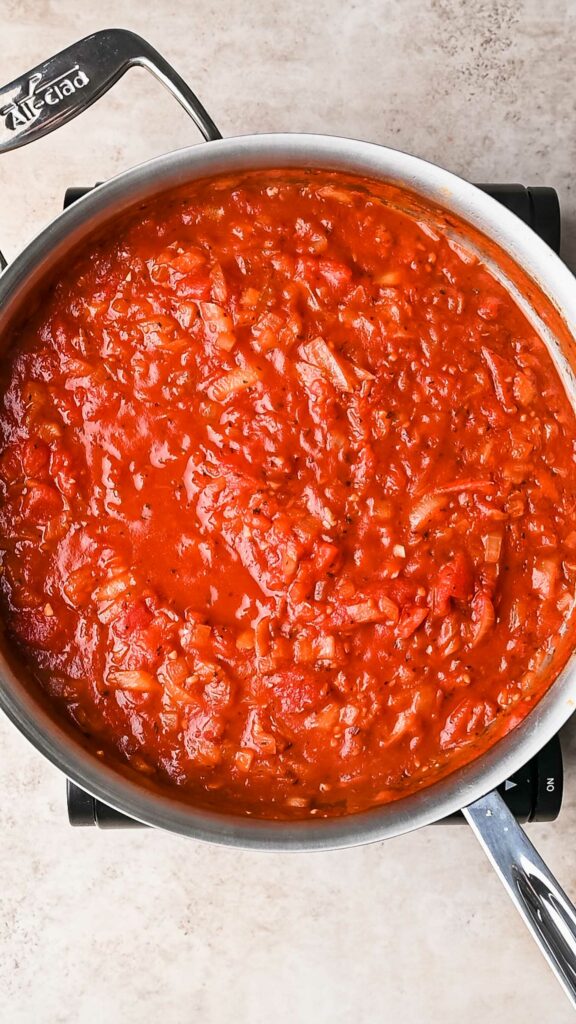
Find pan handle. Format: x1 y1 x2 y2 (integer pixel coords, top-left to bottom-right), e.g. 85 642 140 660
464 789 576 1008
0 28 221 155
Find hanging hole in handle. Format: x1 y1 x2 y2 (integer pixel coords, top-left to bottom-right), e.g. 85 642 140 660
0 28 221 155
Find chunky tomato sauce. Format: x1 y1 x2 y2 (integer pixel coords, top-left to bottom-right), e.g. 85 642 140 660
1 170 576 818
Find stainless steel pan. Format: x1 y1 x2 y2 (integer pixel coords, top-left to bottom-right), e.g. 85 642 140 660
2 29 576 1004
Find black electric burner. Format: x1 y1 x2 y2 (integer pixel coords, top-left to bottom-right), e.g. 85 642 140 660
63 181 564 829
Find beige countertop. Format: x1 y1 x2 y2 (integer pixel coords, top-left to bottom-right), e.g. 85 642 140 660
1 2 576 1022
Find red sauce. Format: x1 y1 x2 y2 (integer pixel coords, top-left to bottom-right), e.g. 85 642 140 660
1 170 576 818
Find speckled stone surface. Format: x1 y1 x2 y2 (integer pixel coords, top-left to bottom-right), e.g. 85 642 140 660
1 2 576 1022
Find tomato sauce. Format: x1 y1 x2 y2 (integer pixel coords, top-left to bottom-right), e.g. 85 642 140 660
1 170 576 818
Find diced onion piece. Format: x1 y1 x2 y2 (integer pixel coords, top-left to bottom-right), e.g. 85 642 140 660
128 756 154 776
345 599 385 624
270 636 291 661
109 670 158 692
63 565 94 608
377 595 399 622
299 337 357 392
295 360 323 390
96 596 128 626
353 364 376 382
210 263 228 303
314 634 337 661
371 497 393 518
193 740 222 767
199 301 236 351
417 220 441 242
434 478 494 495
317 184 357 204
241 287 260 307
189 622 212 647
506 492 525 518
193 656 226 688
159 246 205 273
236 629 255 651
557 591 574 614
376 270 402 286
470 591 495 646
285 796 311 809
254 617 271 658
252 719 277 755
163 678 197 706
336 579 356 601
307 702 340 731
409 493 448 532
439 698 496 749
207 364 261 402
438 613 461 655
483 533 502 564
251 312 284 352
532 559 559 599
175 301 198 330
64 357 95 377
527 644 554 682
478 297 502 321
474 498 507 521
397 605 429 639
92 571 132 603
513 371 537 406
24 382 48 427
481 347 517 412
138 316 188 353
302 488 336 532
502 462 531 485
564 562 576 584
37 421 62 441
295 636 315 663
311 258 351 291
235 749 254 772
281 538 299 579
508 597 526 632
340 703 360 725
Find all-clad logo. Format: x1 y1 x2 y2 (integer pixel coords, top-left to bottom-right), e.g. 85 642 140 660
0 64 90 131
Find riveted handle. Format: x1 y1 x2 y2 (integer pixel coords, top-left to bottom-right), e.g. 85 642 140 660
0 27 221 154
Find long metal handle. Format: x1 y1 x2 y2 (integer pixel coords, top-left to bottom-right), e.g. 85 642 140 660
464 789 576 1008
0 28 221 154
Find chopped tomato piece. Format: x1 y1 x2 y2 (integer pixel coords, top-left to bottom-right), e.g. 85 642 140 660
23 481 62 523
113 599 154 638
434 553 473 616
